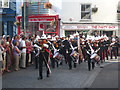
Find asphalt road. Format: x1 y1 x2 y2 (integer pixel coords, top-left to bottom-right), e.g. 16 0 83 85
90 62 119 88
1 58 119 88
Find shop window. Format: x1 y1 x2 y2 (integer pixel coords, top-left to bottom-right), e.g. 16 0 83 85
81 4 91 20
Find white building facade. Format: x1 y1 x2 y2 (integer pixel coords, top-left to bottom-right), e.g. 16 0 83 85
61 0 120 37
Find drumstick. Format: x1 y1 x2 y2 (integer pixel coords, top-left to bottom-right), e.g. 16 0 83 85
95 48 100 53
87 42 94 54
42 52 51 74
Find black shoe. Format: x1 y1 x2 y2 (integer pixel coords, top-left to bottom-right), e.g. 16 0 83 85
74 66 76 68
35 68 38 69
60 62 63 65
100 66 104 68
38 77 43 80
21 67 26 69
47 74 49 77
52 67 55 69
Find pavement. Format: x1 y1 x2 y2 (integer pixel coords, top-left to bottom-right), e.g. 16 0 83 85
1 57 119 88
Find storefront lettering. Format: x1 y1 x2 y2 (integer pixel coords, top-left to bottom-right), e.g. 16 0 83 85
92 25 116 29
77 26 88 29
63 25 118 30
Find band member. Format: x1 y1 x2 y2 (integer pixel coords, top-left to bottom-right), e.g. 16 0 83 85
62 37 72 70
70 39 78 68
110 38 117 59
86 38 100 71
37 37 51 80
86 41 95 71
81 39 87 62
60 37 68 64
104 38 110 60
98 38 105 63
33 42 40 69
49 40 59 68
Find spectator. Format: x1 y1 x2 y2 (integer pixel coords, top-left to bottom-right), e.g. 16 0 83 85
26 40 32 67
19 36 27 69
0 40 7 73
13 41 21 71
0 41 3 75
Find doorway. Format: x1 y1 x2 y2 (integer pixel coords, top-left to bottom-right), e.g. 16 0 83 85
103 31 113 37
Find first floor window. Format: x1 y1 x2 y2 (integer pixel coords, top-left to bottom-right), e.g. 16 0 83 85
0 0 9 8
81 4 91 20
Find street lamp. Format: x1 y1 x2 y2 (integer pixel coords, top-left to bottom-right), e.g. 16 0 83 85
22 1 28 36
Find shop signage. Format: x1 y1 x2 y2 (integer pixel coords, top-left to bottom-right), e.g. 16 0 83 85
20 18 54 22
39 23 44 31
62 24 118 30
29 18 54 22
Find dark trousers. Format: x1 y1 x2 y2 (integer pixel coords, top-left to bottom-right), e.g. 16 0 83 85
51 57 59 68
38 56 43 79
63 53 67 64
31 52 35 64
38 52 50 79
66 53 72 69
100 48 105 62
35 56 39 69
71 56 77 68
104 47 109 60
88 59 95 71
26 53 29 67
111 47 117 59
116 47 119 56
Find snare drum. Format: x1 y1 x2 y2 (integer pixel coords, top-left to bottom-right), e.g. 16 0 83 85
53 52 63 60
94 55 100 62
91 53 100 62
90 53 97 59
70 51 78 57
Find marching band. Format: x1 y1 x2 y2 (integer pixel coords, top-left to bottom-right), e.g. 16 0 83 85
31 33 119 79
0 33 119 79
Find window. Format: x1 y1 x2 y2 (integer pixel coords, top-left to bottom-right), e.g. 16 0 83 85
4 0 9 8
29 0 49 15
0 0 9 8
81 4 91 20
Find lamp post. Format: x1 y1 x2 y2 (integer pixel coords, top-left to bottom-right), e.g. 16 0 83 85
24 2 27 36
22 1 28 36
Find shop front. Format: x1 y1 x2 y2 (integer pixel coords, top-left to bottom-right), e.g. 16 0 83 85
16 15 60 36
62 23 118 37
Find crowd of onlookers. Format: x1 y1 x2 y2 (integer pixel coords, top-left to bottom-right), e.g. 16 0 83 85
0 34 37 75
